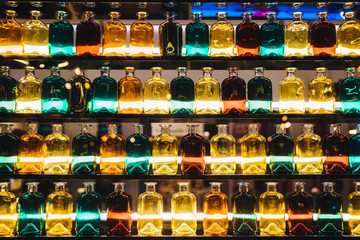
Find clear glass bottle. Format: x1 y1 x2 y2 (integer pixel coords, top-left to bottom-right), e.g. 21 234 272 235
49 11 74 56
0 182 16 237
195 67 220 114
285 12 310 56
0 10 22 55
170 67 195 114
102 12 126 57
337 12 360 56
311 12 336 56
260 12 284 56
0 124 18 174
350 124 360 173
210 12 234 57
222 67 246 114
23 10 49 55
248 67 272 113
0 66 16 113
130 12 154 58
159 12 182 57
348 182 360 236
69 68 92 113
118 67 143 114
186 12 209 57
236 12 259 56
340 67 360 113
76 11 101 56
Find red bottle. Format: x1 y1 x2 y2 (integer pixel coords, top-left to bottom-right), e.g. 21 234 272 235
222 67 246 114
76 11 101 56
236 12 259 56
310 12 336 56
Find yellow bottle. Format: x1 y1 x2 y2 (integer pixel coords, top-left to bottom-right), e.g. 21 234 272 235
259 182 286 236
171 182 197 236
195 67 220 114
0 183 16 237
240 124 267 174
137 182 163 236
118 67 143 114
102 11 126 56
210 12 234 57
337 12 360 56
348 182 360 235
284 12 310 56
0 10 23 55
203 182 228 236
210 124 236 174
130 12 154 58
309 67 335 114
23 10 49 55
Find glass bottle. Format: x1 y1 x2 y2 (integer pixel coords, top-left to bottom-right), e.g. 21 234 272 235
348 182 360 236
337 12 360 56
323 124 349 174
310 12 336 56
49 11 74 56
144 67 170 114
130 12 154 58
279 67 305 114
159 12 182 57
236 12 259 56
89 66 117 114
23 10 49 55
185 12 209 57
287 182 314 235
180 124 206 174
295 124 323 174
72 124 97 174
350 124 360 173
222 67 246 114
137 182 163 236
100 124 126 175
118 67 143 114
316 182 343 235
195 67 220 114
16 66 42 114
285 12 310 56
75 182 101 237
210 12 234 57
125 124 150 175
240 124 267 174
259 182 286 236
203 182 228 236
69 68 92 113
260 12 284 56
18 182 45 237
41 66 69 114
0 124 18 174
0 10 23 55
0 182 16 237
309 67 335 114
232 182 257 235
45 182 73 236
171 182 197 236
76 11 101 56
170 67 195 114
339 67 360 113
0 66 16 113
248 67 272 113
102 12 126 57
152 124 178 175
18 123 44 174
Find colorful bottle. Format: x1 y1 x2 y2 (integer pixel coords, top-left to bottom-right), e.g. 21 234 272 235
76 11 101 56
350 124 360 173
69 68 92 113
0 66 16 113
210 12 234 57
130 12 154 58
118 67 143 114
102 12 126 56
195 67 220 114
185 12 209 57
348 182 360 236
236 12 259 56
339 67 360 113
159 12 182 57
311 12 336 56
0 182 16 237
0 124 18 174
170 67 195 114
337 12 360 56
0 10 22 55
23 10 49 55
49 11 74 56
260 12 284 56
222 67 246 114
247 67 272 113
285 12 310 56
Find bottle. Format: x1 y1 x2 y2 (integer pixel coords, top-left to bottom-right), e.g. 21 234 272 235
18 123 44 174
152 124 178 175
144 67 170 114
185 12 209 57
210 124 236 174
170 67 195 114
232 182 257 235
348 182 360 236
259 182 286 236
130 12 154 58
240 124 267 174
75 182 101 236
295 124 323 174
102 12 126 56
0 10 22 55
0 182 16 236
287 182 314 235
76 11 101 56
137 182 163 236
339 67 360 113
49 11 74 56
203 182 228 236
260 12 284 56
17 182 45 237
316 182 343 235
69 68 92 113
310 12 336 56
159 12 182 57
45 182 73 236
350 124 360 173
309 67 335 114
236 12 259 56
0 66 16 113
100 124 126 175
41 66 69 114
279 67 305 114
0 124 18 174
247 67 272 113
180 124 206 174
15 66 42 114
195 67 220 114
23 10 49 55
107 182 132 235
125 124 150 175
72 124 97 174
269 124 295 174
222 67 246 114
118 67 143 114
171 182 197 236
285 12 310 56
323 124 349 174
210 12 234 57
337 12 360 56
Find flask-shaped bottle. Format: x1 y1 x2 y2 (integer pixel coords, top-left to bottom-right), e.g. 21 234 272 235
195 67 220 114
310 12 336 56
221 67 246 114
247 67 272 113
0 182 16 236
185 12 209 57
69 68 92 113
0 10 23 55
348 182 360 235
0 66 16 113
260 12 284 56
130 12 154 58
170 67 195 114
49 11 74 56
350 124 360 173
0 124 19 174
76 11 101 56
337 12 360 56
285 12 309 56
339 67 360 113
159 12 183 57
102 12 126 56
118 67 143 114
210 12 234 57
23 10 49 55
236 12 259 56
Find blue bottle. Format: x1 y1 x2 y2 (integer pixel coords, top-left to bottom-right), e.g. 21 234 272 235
340 67 360 113
0 66 16 113
49 11 74 56
259 12 284 56
185 12 209 57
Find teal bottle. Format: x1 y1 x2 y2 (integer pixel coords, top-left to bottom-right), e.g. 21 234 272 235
0 124 18 174
340 67 360 113
125 124 150 175
89 66 117 114
350 124 360 173
49 11 74 56
41 66 69 113
17 182 45 237
75 182 101 236
185 12 209 57
247 67 272 113
260 12 284 56
0 66 16 113
170 67 194 114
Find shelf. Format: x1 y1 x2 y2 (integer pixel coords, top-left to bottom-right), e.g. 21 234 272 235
0 237 359 240
0 0 339 3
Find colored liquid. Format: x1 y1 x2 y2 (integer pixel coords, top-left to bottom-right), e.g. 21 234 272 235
72 156 96 174
69 75 91 113
236 22 259 56
317 214 343 235
279 75 305 114
296 157 323 174
107 192 132 236
49 20 74 56
247 76 272 114
159 19 182 57
171 101 194 114
76 212 101 236
118 74 143 114
248 100 272 113
42 100 68 114
0 74 16 113
89 75 118 114
129 20 154 58
76 21 101 56
324 156 349 174
311 21 336 56
341 101 360 114
232 190 257 235
233 214 257 235
185 19 209 57
288 214 313 235
259 21 284 56
270 156 294 174
203 190 228 236
210 20 234 57
126 157 150 175
0 156 17 173
100 157 125 175
221 76 246 114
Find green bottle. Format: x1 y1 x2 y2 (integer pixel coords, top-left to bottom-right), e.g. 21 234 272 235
0 124 18 174
340 67 360 113
247 67 272 113
0 66 16 113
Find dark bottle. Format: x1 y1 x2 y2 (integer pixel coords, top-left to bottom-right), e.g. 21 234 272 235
260 12 284 56
247 67 272 113
49 11 74 56
222 67 246 114
76 11 101 56
310 12 336 56
170 67 194 114
159 12 182 58
236 12 259 56
350 124 360 173
339 67 360 114
69 68 92 113
0 124 18 174
106 182 133 236
287 182 314 236
0 66 16 113
185 12 209 57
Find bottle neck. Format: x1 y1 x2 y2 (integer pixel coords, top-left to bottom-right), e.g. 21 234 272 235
266 14 276 22
146 183 156 193
355 183 360 192
84 183 95 192
316 71 325 77
238 183 249 192
25 68 35 76
52 125 63 134
210 183 221 192
203 71 212 77
356 125 360 134
276 125 286 134
248 125 258 134
0 184 8 193
193 13 202 22
6 12 16 21
152 71 161 77
0 68 10 76
31 14 40 20
323 183 334 192
27 125 38 134
294 183 305 192
27 184 38 193
292 13 303 22
108 125 117 134
347 69 356 78
266 183 277 192
287 71 296 78
318 14 328 22
54 183 66 192
138 14 147 22
330 125 341 134
229 70 238 78
178 183 189 193
101 68 110 77
114 183 124 194
254 69 264 77
2 125 13 134
303 125 314 134
217 15 226 21
81 125 88 134
51 68 60 76
345 14 354 22
243 14 252 23
217 125 228 134
160 125 171 134
188 125 198 135
177 69 187 77
166 13 175 22
134 125 143 134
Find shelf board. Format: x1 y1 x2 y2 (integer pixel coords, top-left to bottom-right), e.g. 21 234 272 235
0 236 359 239
0 0 338 3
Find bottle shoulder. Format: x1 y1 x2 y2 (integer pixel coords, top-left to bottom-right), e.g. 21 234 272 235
145 77 169 85
296 133 322 143
73 133 97 142
44 132 70 142
20 133 44 141
138 191 163 201
47 191 73 201
280 77 305 85
309 76 334 85
210 133 236 143
101 133 125 142
93 76 117 85
197 76 219 85
241 133 266 143
153 133 178 144
271 133 294 143
119 76 142 85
